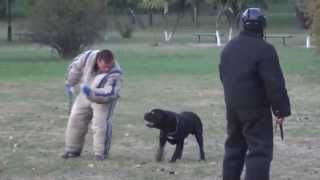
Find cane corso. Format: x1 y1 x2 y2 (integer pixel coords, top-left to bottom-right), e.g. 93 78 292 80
144 109 205 162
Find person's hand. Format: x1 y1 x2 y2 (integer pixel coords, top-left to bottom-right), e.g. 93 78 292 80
275 117 285 141
81 84 91 97
275 117 285 125
65 84 74 95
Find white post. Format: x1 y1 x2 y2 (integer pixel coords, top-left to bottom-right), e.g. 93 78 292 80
306 35 311 48
163 30 172 42
216 30 221 46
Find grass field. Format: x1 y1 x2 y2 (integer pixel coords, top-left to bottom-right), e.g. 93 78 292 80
0 39 319 180
0 2 320 179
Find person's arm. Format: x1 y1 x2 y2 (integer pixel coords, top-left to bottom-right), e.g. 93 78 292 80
66 50 93 86
258 45 291 118
83 72 122 104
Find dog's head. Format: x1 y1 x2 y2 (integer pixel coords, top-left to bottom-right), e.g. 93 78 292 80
144 109 168 129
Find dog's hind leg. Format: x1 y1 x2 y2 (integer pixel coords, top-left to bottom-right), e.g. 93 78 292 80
177 141 184 159
195 130 206 161
170 141 183 163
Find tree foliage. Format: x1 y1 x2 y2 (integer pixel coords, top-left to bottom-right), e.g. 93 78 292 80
309 0 320 50
140 0 166 9
139 0 188 11
107 0 139 13
295 0 313 30
206 0 268 14
0 0 6 18
28 0 108 58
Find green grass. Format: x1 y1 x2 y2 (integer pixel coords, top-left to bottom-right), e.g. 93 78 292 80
0 5 320 179
0 43 220 81
0 40 319 180
0 45 66 82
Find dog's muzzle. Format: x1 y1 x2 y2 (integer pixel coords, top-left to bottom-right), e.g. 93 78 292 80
144 121 155 127
144 113 155 127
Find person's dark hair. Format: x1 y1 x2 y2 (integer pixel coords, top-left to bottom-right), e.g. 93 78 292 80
241 8 266 33
96 49 114 63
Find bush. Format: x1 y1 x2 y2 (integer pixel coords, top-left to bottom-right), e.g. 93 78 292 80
28 0 108 58
115 21 134 39
309 0 320 51
295 0 312 30
0 0 7 18
314 13 320 51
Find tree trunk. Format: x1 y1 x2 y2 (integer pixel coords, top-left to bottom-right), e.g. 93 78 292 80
216 30 222 46
192 3 199 27
228 26 233 41
148 9 153 27
216 9 224 46
306 34 311 48
194 6 198 27
7 0 12 42
192 6 198 26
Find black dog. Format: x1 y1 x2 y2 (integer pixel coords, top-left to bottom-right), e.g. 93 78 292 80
144 109 205 162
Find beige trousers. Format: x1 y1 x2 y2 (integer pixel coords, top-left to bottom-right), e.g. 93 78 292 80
65 93 116 156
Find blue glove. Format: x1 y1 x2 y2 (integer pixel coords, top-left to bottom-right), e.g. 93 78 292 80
65 84 74 95
82 85 91 97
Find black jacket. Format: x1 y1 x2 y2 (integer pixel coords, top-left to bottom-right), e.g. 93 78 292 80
219 31 291 118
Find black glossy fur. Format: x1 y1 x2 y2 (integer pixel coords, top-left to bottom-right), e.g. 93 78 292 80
144 109 205 162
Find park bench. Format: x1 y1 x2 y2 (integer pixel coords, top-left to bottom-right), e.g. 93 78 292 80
192 33 219 43
264 34 293 46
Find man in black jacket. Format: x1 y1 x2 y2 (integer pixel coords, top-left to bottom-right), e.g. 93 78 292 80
219 8 291 180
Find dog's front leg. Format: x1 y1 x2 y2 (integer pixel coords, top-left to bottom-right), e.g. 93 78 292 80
170 141 183 163
156 131 167 162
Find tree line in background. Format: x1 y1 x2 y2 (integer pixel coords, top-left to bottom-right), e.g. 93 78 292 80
309 0 320 50
0 0 319 57
294 0 320 49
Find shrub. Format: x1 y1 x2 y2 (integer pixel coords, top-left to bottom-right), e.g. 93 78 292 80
28 0 108 58
0 0 6 18
115 21 134 39
309 0 320 51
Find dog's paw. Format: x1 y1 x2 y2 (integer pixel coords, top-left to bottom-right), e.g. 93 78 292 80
156 156 163 162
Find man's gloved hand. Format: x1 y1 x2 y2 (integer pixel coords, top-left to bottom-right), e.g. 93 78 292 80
65 84 74 95
81 84 91 97
276 117 285 125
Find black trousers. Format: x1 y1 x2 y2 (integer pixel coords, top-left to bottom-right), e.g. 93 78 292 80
222 107 273 180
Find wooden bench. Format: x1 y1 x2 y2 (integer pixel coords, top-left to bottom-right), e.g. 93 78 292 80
264 34 293 46
192 33 218 43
